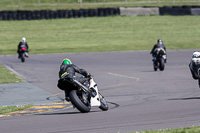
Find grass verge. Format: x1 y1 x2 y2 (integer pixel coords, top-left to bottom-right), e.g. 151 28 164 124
0 104 33 114
0 64 24 83
132 126 200 133
0 16 200 55
0 65 32 115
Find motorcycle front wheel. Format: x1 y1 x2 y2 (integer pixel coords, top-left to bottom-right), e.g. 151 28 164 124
99 93 108 111
159 58 165 71
198 78 200 88
69 90 91 113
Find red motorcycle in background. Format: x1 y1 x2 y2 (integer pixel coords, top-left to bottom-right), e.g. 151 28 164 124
19 47 28 62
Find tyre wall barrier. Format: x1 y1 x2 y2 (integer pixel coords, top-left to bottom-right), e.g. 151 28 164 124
1 6 200 20
0 8 120 20
159 6 191 15
159 6 200 16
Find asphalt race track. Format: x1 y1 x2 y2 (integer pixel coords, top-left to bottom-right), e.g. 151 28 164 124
0 50 200 133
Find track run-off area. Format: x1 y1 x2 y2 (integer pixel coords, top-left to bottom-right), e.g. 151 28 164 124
0 102 70 118
0 50 200 133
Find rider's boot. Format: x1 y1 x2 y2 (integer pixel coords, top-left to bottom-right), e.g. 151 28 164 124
89 87 97 97
152 56 156 62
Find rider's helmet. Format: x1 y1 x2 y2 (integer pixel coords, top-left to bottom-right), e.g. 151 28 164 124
157 39 163 45
62 58 72 65
22 37 26 42
192 51 200 58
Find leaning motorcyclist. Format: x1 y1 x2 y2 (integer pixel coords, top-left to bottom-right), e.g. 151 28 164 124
189 51 200 80
57 58 91 101
17 37 29 58
150 39 167 63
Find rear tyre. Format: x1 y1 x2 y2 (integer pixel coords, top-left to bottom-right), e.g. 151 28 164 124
21 55 25 62
198 78 200 88
69 90 91 113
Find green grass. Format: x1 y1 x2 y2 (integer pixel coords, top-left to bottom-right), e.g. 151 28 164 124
0 0 200 10
132 126 200 133
0 16 200 55
0 104 33 114
0 64 24 83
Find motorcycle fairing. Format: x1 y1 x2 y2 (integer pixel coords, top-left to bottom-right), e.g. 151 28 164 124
89 78 101 107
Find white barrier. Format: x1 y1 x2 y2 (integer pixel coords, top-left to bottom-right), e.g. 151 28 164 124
120 7 159 16
191 8 200 15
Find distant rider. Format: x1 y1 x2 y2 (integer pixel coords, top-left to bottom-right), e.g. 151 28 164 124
189 51 200 80
150 39 167 63
57 58 91 101
17 37 29 58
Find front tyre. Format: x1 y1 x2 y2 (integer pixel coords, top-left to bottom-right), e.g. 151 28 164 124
159 58 165 71
198 78 200 88
69 90 91 113
99 93 108 111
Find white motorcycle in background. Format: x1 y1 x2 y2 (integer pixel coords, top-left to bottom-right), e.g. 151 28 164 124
189 51 200 88
152 47 167 71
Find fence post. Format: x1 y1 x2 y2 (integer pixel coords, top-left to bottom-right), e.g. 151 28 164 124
38 0 40 8
58 0 60 8
78 0 82 8
18 0 20 8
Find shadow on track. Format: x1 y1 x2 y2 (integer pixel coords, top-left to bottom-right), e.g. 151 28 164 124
35 101 119 116
168 97 200 100
140 70 156 72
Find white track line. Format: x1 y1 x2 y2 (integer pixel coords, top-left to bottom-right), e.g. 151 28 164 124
108 72 140 81
3 64 26 80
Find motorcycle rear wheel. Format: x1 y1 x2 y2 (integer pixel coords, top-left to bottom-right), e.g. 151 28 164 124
69 90 91 113
21 55 25 62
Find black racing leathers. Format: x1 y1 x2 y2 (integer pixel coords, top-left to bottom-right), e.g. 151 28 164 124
150 44 166 56
57 64 90 91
